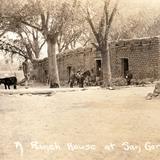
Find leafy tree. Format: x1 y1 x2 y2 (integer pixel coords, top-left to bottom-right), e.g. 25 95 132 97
19 0 82 88
0 0 79 88
0 0 45 62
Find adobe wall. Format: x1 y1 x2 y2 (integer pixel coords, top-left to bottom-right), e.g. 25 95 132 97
110 36 160 79
34 36 160 84
57 47 96 82
33 47 97 83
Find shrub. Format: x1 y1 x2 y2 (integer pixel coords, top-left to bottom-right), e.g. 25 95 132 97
111 78 127 86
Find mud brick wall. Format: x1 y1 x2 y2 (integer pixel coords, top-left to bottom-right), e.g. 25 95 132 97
34 47 96 83
33 58 48 83
57 47 96 82
34 36 160 83
110 36 160 79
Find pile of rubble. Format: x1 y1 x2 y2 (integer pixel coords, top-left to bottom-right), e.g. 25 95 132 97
146 83 160 100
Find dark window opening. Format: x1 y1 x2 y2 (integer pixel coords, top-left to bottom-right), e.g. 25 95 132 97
121 58 129 77
67 66 72 82
96 60 102 77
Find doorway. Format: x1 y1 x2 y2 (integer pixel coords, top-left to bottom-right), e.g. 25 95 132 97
121 58 129 77
67 66 72 82
96 60 102 77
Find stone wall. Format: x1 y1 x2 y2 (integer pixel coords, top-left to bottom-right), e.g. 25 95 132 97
34 36 160 84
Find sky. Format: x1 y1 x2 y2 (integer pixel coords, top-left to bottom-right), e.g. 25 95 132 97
119 0 160 10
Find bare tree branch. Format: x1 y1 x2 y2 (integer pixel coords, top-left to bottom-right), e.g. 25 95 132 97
108 0 119 26
21 20 42 32
0 30 7 37
91 42 99 50
39 39 46 50
86 8 98 39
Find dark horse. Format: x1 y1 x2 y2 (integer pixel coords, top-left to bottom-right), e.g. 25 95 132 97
69 70 91 88
0 76 17 89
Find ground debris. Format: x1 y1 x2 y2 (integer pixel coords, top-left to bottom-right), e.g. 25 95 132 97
146 83 160 100
0 87 95 96
0 89 55 96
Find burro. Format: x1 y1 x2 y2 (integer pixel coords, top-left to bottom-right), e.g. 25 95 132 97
144 142 160 151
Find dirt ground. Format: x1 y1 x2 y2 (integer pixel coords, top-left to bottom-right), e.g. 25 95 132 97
1 85 160 160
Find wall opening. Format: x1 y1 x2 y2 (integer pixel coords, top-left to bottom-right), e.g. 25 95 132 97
96 60 102 77
121 58 129 77
67 66 72 82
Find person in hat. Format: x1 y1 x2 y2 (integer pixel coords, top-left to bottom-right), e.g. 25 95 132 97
125 71 133 85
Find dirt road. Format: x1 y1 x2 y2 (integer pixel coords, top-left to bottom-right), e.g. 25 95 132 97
1 86 160 160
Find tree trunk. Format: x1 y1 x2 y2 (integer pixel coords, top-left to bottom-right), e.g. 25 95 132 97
47 39 60 88
107 48 112 87
34 41 40 59
101 47 112 88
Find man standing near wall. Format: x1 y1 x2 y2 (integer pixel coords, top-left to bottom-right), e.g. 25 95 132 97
125 71 133 85
22 58 30 89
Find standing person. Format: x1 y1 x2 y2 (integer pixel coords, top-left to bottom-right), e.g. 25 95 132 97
77 70 84 88
69 70 76 88
22 58 30 88
125 71 133 85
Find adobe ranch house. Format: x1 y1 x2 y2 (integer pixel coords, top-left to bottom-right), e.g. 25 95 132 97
34 36 160 84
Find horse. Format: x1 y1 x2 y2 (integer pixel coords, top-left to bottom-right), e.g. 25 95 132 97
69 70 91 88
0 76 17 89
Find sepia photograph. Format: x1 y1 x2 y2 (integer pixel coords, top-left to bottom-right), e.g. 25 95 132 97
1 0 160 159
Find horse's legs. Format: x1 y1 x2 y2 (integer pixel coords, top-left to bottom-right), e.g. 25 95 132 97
70 81 74 88
8 85 10 89
78 78 84 88
81 80 84 88
4 84 7 89
76 79 78 86
14 84 17 89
